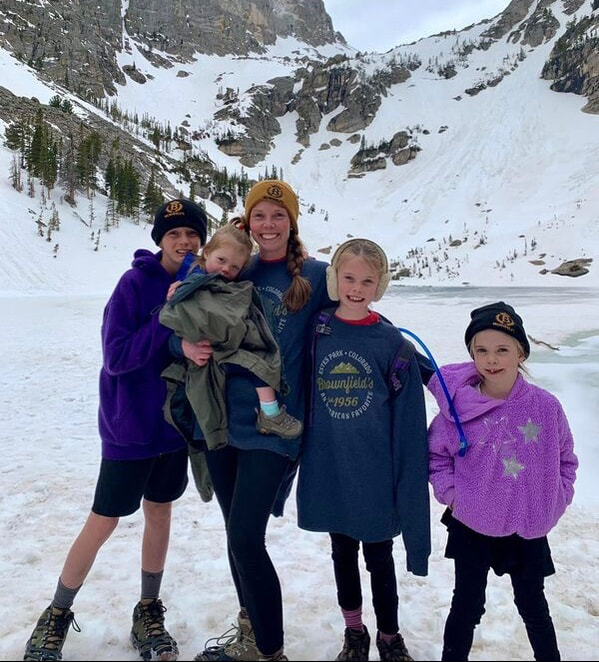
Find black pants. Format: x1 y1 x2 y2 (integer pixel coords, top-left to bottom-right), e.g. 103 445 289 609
205 446 290 656
441 512 560 661
330 532 399 635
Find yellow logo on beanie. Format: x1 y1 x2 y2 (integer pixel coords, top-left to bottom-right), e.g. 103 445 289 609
493 312 515 333
265 184 284 200
165 200 184 217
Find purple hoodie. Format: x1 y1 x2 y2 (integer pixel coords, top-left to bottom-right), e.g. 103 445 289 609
427 362 578 539
98 249 186 460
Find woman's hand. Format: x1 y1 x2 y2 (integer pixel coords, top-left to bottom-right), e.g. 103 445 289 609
182 338 213 366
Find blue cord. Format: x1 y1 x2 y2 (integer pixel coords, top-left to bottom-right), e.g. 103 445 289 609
398 327 468 457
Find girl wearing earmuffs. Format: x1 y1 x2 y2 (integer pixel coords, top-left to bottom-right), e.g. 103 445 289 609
296 238 431 662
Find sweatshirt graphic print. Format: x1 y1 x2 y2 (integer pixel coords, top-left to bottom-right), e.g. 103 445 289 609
297 315 431 576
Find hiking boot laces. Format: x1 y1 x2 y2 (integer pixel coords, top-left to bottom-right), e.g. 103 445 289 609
194 611 255 661
256 406 303 439
131 599 178 661
24 605 80 661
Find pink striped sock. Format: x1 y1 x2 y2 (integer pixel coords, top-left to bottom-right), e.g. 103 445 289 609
341 607 364 631
379 631 398 644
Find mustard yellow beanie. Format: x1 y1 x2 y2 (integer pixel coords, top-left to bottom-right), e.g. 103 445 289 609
244 180 299 233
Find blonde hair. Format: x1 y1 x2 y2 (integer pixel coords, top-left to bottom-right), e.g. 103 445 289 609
334 239 388 279
232 213 312 313
187 222 254 275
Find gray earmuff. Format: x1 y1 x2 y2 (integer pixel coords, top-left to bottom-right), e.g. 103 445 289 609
326 239 391 302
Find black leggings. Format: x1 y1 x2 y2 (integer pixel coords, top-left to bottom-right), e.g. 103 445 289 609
441 515 560 661
205 446 290 656
330 532 399 635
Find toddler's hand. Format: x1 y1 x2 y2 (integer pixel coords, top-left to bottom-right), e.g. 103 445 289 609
182 339 213 367
167 280 182 301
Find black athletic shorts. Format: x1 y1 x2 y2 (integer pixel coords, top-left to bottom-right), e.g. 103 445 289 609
92 448 189 517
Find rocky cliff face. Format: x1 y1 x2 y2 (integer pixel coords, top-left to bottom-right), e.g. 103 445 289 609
0 0 124 99
213 52 416 169
1 0 598 191
0 0 340 99
125 0 340 58
541 11 599 113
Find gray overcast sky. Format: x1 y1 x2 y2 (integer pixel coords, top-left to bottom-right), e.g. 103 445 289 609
323 0 510 52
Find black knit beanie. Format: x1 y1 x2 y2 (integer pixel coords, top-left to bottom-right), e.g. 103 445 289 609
464 301 530 357
151 198 208 246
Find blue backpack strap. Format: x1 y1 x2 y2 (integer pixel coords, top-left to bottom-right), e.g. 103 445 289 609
307 307 337 427
377 313 416 396
314 307 336 336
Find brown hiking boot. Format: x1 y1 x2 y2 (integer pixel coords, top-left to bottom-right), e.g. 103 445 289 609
130 599 178 661
194 610 256 661
336 627 370 661
256 406 303 439
23 604 80 661
376 631 413 661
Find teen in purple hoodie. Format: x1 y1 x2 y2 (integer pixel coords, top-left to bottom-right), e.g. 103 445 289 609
23 199 208 662
427 301 578 661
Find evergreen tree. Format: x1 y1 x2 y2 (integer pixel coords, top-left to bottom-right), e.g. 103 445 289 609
26 109 58 193
10 155 23 192
143 168 163 217
4 118 30 157
88 196 96 228
60 134 78 205
77 129 102 196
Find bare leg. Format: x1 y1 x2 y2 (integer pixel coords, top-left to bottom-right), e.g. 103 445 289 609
255 386 277 405
141 499 172 573
59 512 119 589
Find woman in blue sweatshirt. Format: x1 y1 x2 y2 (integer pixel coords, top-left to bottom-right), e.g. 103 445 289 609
296 239 431 662
189 180 332 662
23 198 208 662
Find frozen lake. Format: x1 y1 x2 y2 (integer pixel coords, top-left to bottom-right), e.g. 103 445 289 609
1 287 597 661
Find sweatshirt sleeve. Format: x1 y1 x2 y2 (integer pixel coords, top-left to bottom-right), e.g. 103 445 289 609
102 275 171 375
393 359 431 577
428 413 457 508
557 404 578 507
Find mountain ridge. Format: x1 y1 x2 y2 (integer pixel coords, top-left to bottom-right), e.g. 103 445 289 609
0 0 597 292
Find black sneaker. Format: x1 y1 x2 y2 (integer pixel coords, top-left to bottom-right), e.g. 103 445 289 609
23 604 80 661
335 626 370 661
130 599 179 661
376 631 413 662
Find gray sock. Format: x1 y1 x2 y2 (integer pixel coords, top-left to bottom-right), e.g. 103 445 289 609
141 569 164 600
52 577 81 610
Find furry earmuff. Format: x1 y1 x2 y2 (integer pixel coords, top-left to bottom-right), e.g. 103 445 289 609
326 238 391 302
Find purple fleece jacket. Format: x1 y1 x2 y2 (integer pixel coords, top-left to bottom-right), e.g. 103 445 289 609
98 249 187 460
427 362 578 539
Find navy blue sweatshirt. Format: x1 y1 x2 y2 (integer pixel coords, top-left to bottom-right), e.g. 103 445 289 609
297 312 431 576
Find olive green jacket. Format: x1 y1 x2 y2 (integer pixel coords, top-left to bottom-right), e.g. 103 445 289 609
159 272 282 451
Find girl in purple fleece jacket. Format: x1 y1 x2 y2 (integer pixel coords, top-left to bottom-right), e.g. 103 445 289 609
427 301 578 662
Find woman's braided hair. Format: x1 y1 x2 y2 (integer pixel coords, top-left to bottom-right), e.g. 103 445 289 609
283 231 312 312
